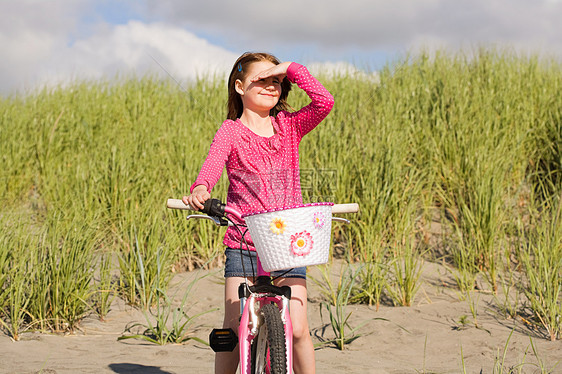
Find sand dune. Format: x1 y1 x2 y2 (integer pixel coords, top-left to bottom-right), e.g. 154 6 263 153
2 260 561 374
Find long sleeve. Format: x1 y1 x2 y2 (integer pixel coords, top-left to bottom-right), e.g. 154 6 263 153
190 124 231 193
284 63 334 139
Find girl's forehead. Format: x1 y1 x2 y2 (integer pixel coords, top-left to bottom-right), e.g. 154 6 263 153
246 60 275 74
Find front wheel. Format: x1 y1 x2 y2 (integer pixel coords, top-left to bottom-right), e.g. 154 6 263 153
251 303 287 374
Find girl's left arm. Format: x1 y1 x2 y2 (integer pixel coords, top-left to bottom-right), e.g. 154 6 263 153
285 63 334 138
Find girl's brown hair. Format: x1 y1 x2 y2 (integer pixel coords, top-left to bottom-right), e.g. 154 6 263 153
227 52 292 120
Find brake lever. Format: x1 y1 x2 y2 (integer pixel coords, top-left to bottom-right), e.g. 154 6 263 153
332 217 350 224
186 214 231 226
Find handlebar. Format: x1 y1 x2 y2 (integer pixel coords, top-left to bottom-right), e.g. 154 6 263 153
167 198 358 227
166 199 359 214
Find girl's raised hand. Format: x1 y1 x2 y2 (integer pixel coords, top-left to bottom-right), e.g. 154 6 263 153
250 61 292 82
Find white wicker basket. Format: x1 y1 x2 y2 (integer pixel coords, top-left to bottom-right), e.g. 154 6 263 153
243 203 334 272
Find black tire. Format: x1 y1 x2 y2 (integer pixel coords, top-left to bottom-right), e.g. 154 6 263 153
251 303 287 374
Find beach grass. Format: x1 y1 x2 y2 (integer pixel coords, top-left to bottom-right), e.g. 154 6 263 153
1 47 561 342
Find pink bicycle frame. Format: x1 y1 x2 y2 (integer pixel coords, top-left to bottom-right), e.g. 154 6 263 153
224 206 293 373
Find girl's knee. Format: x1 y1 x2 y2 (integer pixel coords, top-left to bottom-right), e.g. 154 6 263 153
291 319 310 341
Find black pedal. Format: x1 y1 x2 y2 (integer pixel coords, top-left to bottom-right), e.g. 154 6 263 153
209 328 238 352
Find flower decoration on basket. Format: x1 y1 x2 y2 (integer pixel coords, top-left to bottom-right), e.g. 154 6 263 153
312 211 326 229
290 231 313 256
269 217 287 235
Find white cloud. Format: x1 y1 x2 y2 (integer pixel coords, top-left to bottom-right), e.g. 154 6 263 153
3 0 562 95
308 62 379 84
0 1 84 93
46 21 238 86
148 0 562 58
0 2 238 95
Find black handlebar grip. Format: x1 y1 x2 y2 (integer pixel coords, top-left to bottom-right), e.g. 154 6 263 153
202 198 226 217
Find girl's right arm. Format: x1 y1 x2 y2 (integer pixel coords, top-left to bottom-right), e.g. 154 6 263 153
182 123 231 210
284 63 334 138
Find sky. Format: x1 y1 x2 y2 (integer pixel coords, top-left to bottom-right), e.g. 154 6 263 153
1 0 562 95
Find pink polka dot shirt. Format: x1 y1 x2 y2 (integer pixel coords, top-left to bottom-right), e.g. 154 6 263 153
190 62 334 251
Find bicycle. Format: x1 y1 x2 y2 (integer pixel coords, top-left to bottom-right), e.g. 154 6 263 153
167 198 358 374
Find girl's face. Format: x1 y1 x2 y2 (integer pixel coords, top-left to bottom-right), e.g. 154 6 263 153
235 61 282 114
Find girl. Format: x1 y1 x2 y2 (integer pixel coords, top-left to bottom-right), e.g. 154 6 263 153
183 52 334 374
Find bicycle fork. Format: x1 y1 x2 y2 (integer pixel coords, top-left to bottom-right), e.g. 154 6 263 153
239 291 293 374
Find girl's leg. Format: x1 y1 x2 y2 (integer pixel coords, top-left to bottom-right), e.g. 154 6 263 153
215 276 245 374
276 277 315 374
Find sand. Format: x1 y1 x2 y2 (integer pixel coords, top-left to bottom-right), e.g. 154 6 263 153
1 260 561 374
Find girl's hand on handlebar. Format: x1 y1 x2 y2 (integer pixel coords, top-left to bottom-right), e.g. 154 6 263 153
182 185 210 211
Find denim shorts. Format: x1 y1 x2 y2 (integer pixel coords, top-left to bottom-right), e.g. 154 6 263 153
224 247 306 279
